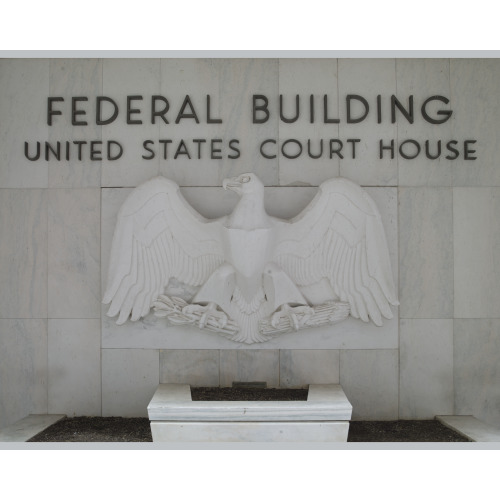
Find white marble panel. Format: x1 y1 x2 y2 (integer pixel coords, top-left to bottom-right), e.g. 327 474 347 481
0 319 47 429
160 350 219 387
158 59 221 186
450 59 500 186
338 59 397 186
158 59 279 187
454 319 500 428
0 189 47 319
365 187 398 293
399 319 453 419
454 188 500 318
339 349 399 420
101 186 398 350
101 59 161 187
211 59 279 187
48 188 100 318
0 59 49 188
219 350 279 387
396 59 452 186
279 350 339 388
278 59 340 186
101 188 132 293
48 319 101 417
399 187 453 319
101 348 159 417
48 59 103 188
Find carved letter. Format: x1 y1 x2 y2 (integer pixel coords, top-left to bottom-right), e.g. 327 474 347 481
421 95 452 124
253 95 270 124
346 95 369 124
47 97 64 126
175 96 200 124
96 97 119 125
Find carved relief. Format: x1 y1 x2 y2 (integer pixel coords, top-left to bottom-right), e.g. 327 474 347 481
103 174 398 344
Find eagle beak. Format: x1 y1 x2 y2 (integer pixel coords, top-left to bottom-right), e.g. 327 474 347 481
222 177 241 192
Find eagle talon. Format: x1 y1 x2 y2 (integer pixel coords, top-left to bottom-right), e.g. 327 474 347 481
182 302 228 329
271 304 314 330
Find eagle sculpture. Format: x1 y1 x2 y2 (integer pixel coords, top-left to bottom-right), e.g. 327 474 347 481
103 173 398 344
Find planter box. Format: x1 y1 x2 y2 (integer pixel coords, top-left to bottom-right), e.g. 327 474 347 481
148 384 352 442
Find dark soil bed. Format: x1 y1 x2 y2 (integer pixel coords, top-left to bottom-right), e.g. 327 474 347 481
27 417 469 443
348 420 469 442
28 417 153 442
191 387 309 401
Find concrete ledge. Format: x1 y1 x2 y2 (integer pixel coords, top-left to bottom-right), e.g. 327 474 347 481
0 414 66 442
148 383 352 442
148 383 352 421
436 415 500 442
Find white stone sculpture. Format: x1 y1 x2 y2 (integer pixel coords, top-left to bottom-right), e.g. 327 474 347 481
103 173 398 344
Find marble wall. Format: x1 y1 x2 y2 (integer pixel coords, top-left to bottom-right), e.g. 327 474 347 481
1 57 500 428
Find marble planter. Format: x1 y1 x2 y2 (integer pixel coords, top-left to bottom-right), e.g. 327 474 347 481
147 383 352 442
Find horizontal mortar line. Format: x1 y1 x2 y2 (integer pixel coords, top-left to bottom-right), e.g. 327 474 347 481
0 317 101 321
100 185 400 189
102 346 399 349
101 347 163 350
45 187 102 190
0 316 50 319
102 185 315 189
400 317 500 320
0 187 52 191
399 317 455 320
48 317 102 320
150 420 349 423
5 316 499 320
0 185 400 190
6 185 500 190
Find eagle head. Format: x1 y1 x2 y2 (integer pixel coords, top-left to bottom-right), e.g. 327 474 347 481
222 173 263 196
222 173 269 230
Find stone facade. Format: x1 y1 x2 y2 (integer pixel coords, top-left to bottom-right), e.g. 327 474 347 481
1 58 499 428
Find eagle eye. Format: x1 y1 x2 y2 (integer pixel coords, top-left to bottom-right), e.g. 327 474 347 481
240 175 251 183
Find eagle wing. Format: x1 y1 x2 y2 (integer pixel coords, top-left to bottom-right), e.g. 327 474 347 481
273 177 398 326
103 176 225 324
